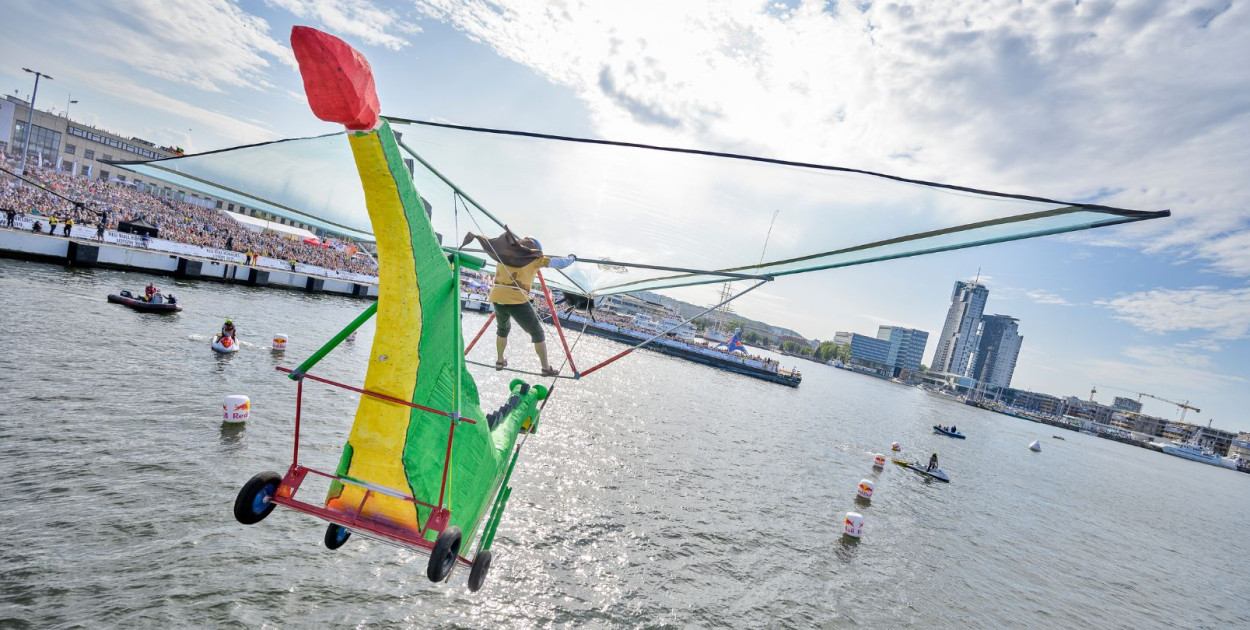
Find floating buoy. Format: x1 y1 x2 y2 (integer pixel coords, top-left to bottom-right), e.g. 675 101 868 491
844 512 864 538
1029 440 1042 452
873 454 886 469
272 333 288 351
223 394 251 424
891 442 901 452
857 479 875 500
345 330 358 342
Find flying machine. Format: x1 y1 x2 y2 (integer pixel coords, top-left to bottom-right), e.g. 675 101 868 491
109 27 1168 591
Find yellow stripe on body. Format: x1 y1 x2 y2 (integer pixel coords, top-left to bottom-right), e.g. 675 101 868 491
324 130 424 531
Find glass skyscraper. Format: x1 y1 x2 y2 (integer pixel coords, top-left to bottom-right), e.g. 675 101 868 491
932 280 988 375
970 315 1022 388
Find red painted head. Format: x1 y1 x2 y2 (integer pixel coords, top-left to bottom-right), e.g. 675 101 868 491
290 26 381 130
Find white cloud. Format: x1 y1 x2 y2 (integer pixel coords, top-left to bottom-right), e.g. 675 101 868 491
1080 346 1246 401
52 0 295 93
1025 289 1072 306
267 0 421 51
1097 286 1250 339
69 72 281 148
413 0 1250 278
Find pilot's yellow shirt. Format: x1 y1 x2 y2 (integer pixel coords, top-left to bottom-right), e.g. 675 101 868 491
488 256 551 305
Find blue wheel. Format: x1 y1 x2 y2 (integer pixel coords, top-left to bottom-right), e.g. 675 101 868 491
324 523 351 550
233 472 282 525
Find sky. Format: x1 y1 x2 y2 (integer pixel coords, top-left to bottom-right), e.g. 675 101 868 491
2 0 1247 431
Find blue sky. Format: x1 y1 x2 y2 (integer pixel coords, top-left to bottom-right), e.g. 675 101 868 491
2 0 1247 430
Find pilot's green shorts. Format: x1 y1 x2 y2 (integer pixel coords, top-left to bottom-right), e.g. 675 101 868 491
494 302 545 343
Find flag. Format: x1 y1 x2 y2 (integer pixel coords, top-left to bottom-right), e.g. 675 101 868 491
719 333 746 354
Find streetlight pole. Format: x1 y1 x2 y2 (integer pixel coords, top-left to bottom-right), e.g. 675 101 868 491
66 94 78 122
17 68 53 180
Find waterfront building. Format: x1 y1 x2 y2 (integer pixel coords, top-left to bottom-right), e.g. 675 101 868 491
1112 396 1144 414
1161 422 1236 456
931 280 988 376
0 96 355 240
833 331 853 346
849 326 929 380
848 333 890 375
2 95 176 181
969 314 1022 388
1002 389 1066 416
1109 411 1164 436
1064 397 1117 425
877 326 929 374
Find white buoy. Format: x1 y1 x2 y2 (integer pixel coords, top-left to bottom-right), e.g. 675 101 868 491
223 395 251 423
345 330 358 342
272 333 288 351
857 479 875 500
891 441 901 452
872 454 886 469
844 512 865 538
1029 440 1042 452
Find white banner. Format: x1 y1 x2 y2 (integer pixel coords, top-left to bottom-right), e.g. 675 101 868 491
5 215 377 284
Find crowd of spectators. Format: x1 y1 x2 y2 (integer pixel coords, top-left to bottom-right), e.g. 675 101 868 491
0 158 378 276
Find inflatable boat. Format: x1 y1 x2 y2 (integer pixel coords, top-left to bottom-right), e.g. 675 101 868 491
108 290 181 313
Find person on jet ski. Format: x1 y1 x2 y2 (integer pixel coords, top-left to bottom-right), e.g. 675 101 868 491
927 452 939 472
221 318 237 339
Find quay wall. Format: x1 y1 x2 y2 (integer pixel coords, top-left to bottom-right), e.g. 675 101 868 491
1 221 379 299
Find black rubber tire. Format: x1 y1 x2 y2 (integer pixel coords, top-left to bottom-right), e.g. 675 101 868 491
467 549 492 592
233 472 282 525
324 523 351 550
426 527 462 583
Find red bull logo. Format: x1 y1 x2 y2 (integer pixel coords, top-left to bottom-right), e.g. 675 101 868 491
223 396 251 423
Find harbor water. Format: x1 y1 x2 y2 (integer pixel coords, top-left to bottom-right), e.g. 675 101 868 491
1 258 1247 628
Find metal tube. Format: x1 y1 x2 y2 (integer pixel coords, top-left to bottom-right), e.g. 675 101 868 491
290 301 377 379
17 69 50 182
536 270 579 376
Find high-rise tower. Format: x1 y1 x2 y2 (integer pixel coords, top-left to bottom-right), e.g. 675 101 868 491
970 315 1022 388
931 280 988 375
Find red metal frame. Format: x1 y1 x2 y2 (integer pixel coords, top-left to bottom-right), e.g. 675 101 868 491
536 270 579 376
464 313 495 355
271 366 475 567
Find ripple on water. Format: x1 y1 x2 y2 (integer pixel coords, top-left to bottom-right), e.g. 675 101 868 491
2 259 1248 628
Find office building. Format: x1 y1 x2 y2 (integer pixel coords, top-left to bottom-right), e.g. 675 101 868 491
849 325 929 379
931 280 988 376
970 314 1022 388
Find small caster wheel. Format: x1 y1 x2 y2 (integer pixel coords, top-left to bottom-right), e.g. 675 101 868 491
233 472 282 525
324 523 351 550
426 527 462 582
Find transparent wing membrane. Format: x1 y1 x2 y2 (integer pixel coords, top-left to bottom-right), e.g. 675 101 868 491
110 118 1168 297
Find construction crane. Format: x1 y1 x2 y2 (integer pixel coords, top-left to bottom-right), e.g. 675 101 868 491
1094 384 1201 422
1138 392 1200 423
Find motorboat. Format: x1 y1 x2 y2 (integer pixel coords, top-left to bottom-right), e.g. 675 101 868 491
933 425 966 439
108 289 181 313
